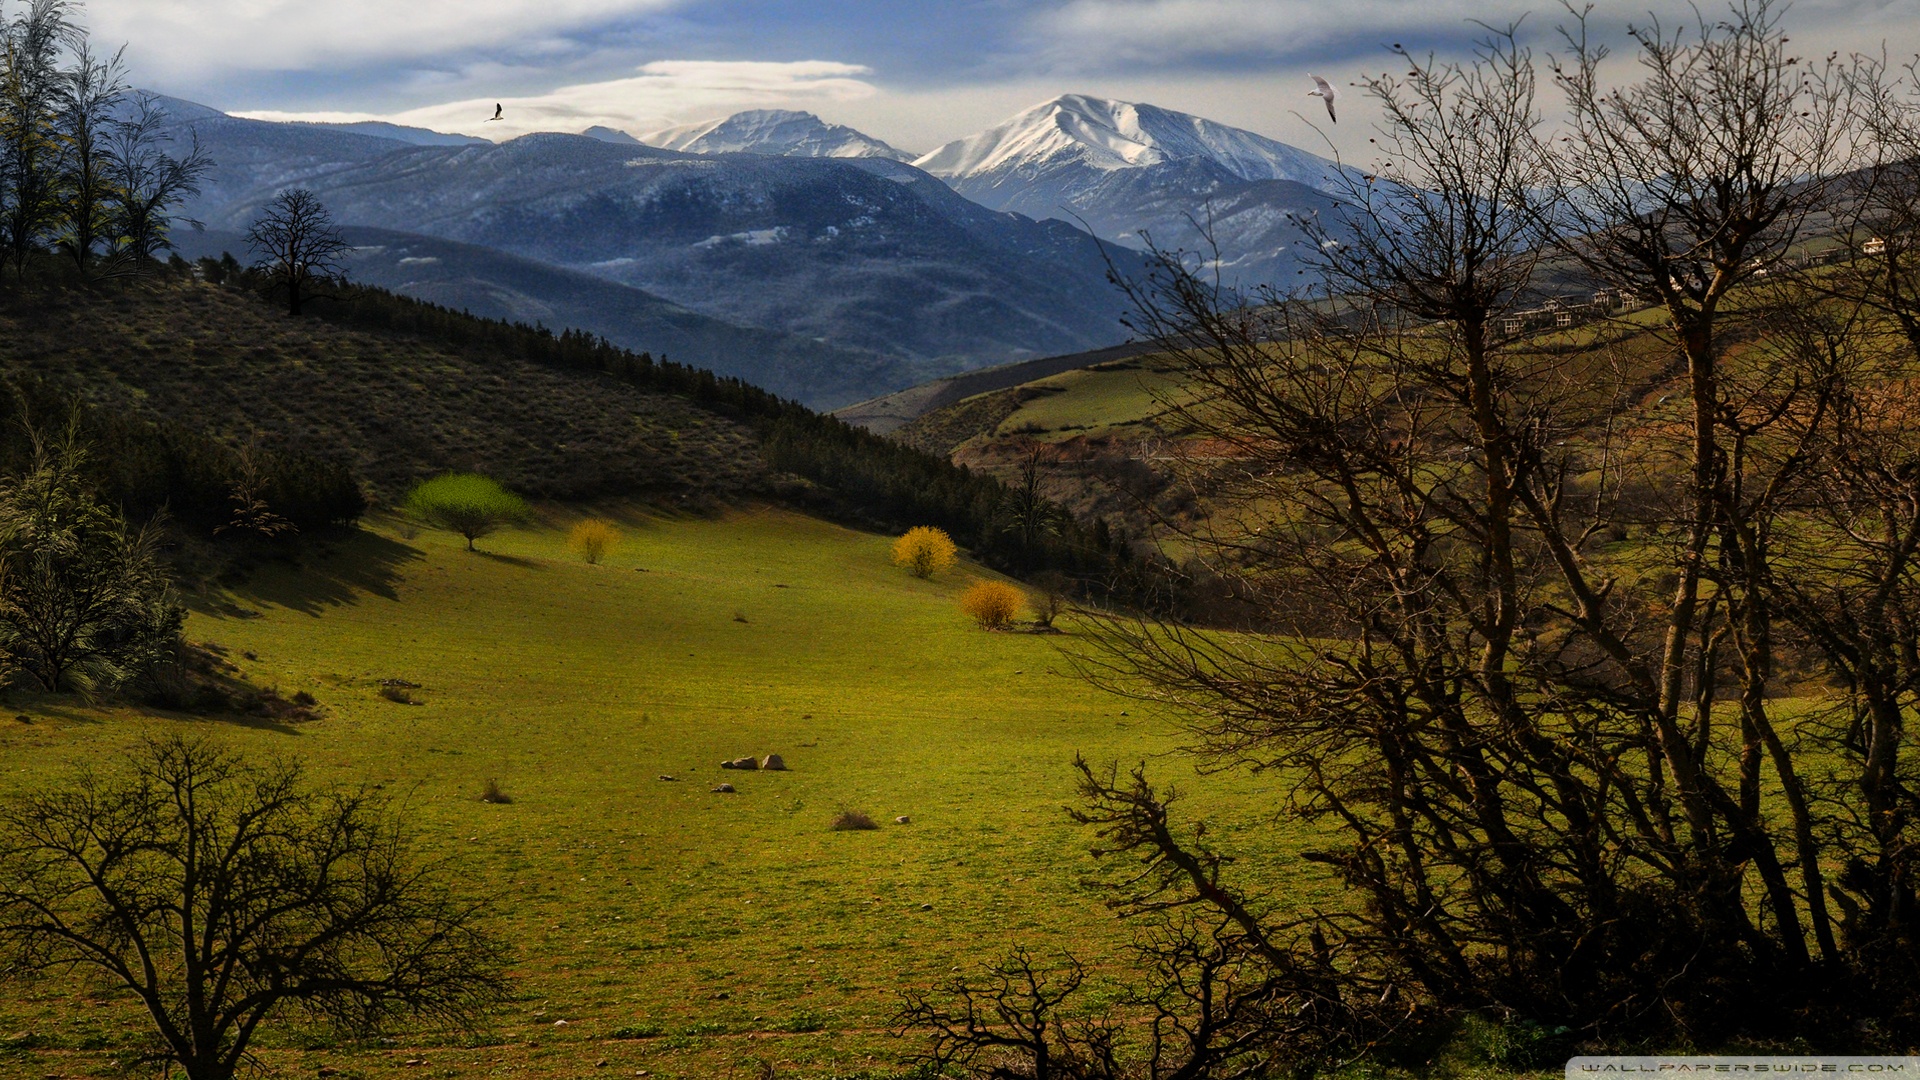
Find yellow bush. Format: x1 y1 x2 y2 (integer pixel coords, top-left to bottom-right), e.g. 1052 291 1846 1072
891 526 956 579
960 580 1025 629
568 518 619 564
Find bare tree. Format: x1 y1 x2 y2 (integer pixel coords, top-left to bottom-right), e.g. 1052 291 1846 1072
245 188 348 315
0 735 510 1080
103 91 210 266
0 0 77 279
905 6 1919 1072
999 441 1068 555
53 38 123 271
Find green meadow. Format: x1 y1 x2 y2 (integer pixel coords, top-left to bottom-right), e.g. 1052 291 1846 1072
992 356 1188 441
0 507 1329 1080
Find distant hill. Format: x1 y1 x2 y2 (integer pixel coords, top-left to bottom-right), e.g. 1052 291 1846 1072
174 226 913 410
279 119 489 147
638 109 913 161
151 95 429 222
181 131 1138 374
915 95 1353 286
834 341 1162 435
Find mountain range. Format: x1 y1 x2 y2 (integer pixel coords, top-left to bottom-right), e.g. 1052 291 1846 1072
154 93 1349 406
624 96 1353 282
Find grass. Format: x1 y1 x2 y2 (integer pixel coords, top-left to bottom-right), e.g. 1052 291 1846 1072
0 505 1322 1080
987 356 1190 441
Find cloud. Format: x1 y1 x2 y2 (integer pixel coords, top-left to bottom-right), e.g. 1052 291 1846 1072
1033 0 1920 67
85 0 680 77
236 60 882 139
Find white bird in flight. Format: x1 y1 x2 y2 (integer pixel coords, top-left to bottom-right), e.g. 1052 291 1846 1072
1307 74 1337 123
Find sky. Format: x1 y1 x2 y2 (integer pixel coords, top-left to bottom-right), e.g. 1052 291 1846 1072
79 0 1920 161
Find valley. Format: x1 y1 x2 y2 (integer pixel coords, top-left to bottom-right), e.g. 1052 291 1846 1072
1 3 1914 1076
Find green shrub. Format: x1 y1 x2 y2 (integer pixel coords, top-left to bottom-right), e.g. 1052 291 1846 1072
777 1010 826 1033
405 474 530 551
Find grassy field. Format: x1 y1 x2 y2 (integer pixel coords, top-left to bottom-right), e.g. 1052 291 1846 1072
0 507 1326 1080
989 357 1185 442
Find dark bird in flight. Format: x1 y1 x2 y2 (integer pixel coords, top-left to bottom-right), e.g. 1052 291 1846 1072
486 103 503 122
1307 74 1337 122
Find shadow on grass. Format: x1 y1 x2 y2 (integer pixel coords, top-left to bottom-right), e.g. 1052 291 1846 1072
3 700 103 729
134 707 308 736
3 698 305 737
207 527 426 617
473 550 544 570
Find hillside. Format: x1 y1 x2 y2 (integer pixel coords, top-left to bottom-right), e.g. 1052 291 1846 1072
0 280 769 504
174 226 911 410
0 273 1146 603
0 279 1286 1080
889 303 1683 545
834 340 1162 434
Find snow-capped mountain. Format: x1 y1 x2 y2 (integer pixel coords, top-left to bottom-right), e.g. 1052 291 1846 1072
915 94 1354 285
637 110 913 162
916 94 1340 193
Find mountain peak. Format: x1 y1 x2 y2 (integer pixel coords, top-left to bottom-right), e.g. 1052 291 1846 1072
913 94 1339 189
582 125 641 145
637 110 913 161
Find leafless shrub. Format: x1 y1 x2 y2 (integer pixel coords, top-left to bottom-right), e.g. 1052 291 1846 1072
830 810 878 831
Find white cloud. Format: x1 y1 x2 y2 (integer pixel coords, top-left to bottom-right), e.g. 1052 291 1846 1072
236 60 883 140
84 0 679 77
1035 0 1920 66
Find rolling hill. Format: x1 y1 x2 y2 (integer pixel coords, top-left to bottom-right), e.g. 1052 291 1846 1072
833 340 1162 435
174 226 911 409
0 278 769 504
0 268 1230 1080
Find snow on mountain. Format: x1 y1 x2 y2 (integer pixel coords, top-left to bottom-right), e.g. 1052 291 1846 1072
288 120 488 147
637 110 913 162
582 125 642 145
915 94 1344 192
914 94 1354 286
